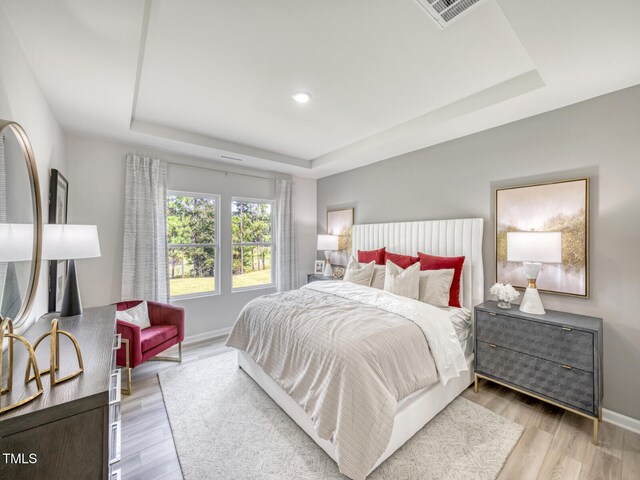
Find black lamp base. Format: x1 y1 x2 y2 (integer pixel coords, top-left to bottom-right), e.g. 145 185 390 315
60 259 83 317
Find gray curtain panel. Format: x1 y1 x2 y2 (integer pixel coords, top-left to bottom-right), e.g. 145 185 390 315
274 178 298 291
121 153 169 302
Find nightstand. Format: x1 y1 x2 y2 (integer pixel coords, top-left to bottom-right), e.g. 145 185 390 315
474 301 603 444
307 273 338 283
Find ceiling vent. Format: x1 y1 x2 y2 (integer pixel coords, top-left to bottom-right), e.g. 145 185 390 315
416 0 490 28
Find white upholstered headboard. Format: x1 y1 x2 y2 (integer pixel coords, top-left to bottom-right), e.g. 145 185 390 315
351 218 484 311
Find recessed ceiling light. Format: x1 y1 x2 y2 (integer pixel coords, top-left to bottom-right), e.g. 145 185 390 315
292 91 311 104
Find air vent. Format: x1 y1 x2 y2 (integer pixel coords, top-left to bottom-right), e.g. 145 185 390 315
416 0 489 28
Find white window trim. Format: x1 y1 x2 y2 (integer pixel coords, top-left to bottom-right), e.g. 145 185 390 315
167 190 221 300
231 196 275 292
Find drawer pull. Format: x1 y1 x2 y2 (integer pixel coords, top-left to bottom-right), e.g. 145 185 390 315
562 327 572 332
488 344 497 348
488 312 497 316
111 469 121 480
109 421 122 465
109 369 121 406
562 364 573 370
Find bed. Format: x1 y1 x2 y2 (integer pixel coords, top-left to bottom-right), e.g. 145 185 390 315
227 218 484 479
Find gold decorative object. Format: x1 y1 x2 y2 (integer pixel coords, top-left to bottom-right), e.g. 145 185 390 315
0 318 44 415
26 318 84 387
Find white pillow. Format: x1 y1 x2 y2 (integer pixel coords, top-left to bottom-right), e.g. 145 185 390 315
370 265 386 290
116 301 151 329
419 269 454 307
343 256 376 286
383 261 420 300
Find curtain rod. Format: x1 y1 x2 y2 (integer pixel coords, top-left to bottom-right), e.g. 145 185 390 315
165 160 280 181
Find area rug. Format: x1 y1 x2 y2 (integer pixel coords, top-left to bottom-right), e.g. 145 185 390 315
159 352 523 480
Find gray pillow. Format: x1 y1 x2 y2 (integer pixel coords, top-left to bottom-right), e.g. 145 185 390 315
384 261 420 300
343 256 376 286
418 269 455 307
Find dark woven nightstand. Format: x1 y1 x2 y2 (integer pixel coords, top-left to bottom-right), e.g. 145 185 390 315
474 300 603 444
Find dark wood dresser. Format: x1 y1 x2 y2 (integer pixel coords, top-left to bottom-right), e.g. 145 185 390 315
474 301 603 444
0 306 121 479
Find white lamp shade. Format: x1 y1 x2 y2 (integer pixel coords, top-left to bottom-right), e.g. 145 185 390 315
43 224 101 260
0 223 34 261
507 231 562 264
317 234 339 251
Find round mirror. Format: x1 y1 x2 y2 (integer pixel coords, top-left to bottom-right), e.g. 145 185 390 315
0 120 41 327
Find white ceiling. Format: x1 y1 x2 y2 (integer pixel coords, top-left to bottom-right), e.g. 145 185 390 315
2 0 640 178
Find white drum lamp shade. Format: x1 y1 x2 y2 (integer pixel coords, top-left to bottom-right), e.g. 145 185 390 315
42 224 101 317
42 224 101 260
317 235 339 277
507 232 562 264
0 223 34 262
507 231 562 315
317 235 339 252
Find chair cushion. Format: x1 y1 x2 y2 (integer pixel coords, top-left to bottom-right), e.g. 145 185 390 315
141 325 179 352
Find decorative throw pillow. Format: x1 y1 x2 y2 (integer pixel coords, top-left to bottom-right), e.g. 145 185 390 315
116 301 152 329
370 265 386 290
418 253 465 307
383 261 420 300
385 251 420 269
358 247 386 265
343 257 376 286
419 269 455 307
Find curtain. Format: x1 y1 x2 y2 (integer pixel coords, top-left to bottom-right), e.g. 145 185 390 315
274 178 297 291
121 154 169 302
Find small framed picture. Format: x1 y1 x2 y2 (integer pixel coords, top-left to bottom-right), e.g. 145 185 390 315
314 260 325 274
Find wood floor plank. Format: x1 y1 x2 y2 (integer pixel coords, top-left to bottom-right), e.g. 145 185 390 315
621 429 640 480
536 447 582 480
498 426 553 480
579 444 622 480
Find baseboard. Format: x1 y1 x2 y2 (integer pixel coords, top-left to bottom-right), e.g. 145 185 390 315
183 328 231 346
603 408 640 435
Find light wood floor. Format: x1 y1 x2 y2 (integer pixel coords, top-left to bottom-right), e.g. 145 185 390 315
120 339 639 480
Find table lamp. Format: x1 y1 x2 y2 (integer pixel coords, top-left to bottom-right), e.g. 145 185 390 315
317 235 339 277
43 224 101 317
507 231 562 315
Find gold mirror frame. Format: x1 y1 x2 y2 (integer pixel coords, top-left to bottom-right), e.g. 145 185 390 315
0 120 42 328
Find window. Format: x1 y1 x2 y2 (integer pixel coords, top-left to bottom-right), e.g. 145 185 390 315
231 198 274 290
167 192 219 298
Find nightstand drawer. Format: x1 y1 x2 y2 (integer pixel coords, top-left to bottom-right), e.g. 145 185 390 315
476 310 594 372
476 341 595 415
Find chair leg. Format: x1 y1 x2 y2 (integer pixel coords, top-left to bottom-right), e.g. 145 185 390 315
120 337 132 395
148 342 183 363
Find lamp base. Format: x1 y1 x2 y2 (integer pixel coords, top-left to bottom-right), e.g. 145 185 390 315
60 259 83 317
520 287 545 315
323 262 333 277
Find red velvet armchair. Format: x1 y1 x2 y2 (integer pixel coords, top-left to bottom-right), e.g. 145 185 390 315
115 300 184 394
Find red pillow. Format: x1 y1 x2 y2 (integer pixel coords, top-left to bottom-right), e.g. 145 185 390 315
385 251 420 269
358 247 386 265
418 253 465 307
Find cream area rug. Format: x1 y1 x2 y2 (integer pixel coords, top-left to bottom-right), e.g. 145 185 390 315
158 352 523 480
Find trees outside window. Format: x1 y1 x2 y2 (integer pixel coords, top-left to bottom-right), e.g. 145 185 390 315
167 192 219 298
231 199 273 289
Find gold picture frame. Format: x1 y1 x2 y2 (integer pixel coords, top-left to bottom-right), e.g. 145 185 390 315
327 208 354 266
495 178 589 298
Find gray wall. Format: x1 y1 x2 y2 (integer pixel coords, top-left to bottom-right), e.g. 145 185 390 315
317 85 640 420
66 135 316 340
0 7 67 328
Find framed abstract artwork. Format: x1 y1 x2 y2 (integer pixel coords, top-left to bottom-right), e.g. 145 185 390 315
496 178 589 297
327 208 354 267
48 169 69 312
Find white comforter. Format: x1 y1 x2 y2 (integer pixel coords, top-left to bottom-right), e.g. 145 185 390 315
226 281 467 479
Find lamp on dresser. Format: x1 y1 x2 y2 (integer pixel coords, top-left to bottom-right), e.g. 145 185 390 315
507 231 561 315
42 224 101 317
317 234 339 277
